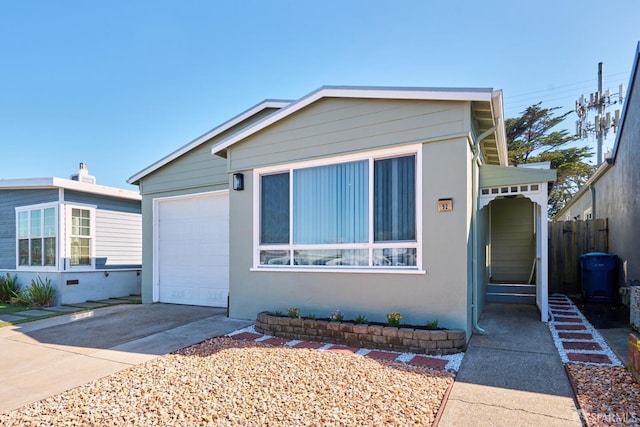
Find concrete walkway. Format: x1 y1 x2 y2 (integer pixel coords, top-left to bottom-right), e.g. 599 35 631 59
438 303 582 426
0 303 252 413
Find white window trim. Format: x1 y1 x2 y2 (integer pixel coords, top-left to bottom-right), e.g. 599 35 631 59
15 202 59 272
63 203 97 271
252 144 424 273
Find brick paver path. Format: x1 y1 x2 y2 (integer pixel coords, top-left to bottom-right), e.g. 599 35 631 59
548 295 621 367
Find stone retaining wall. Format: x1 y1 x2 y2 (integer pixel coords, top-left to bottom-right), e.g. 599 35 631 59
255 312 466 355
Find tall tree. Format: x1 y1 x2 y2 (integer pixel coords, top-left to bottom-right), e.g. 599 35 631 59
505 103 595 216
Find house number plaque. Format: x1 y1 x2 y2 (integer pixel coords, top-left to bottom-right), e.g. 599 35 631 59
437 198 453 212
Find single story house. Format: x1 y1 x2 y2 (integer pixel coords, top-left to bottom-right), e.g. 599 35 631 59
129 86 556 339
555 42 640 287
0 163 142 304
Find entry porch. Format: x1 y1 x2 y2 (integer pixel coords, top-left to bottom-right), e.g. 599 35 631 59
478 164 557 322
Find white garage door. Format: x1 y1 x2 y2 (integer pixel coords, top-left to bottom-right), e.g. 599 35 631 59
155 192 229 307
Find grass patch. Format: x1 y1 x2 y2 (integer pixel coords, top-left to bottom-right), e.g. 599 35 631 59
0 296 142 329
0 304 29 315
0 303 85 328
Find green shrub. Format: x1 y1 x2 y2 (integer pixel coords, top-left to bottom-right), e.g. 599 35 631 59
330 309 344 322
28 276 56 307
386 311 402 327
272 310 283 316
354 314 368 324
425 319 439 329
10 289 31 306
306 314 317 320
286 307 300 318
10 276 56 307
0 273 20 303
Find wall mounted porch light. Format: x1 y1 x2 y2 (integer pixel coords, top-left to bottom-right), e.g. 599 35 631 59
233 173 244 191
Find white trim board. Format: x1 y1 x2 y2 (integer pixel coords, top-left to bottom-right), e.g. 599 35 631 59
128 100 291 185
212 85 500 157
0 177 140 200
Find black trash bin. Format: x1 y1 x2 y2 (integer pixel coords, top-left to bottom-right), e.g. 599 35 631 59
580 252 617 303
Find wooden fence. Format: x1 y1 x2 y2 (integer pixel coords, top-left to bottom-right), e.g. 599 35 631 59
548 219 609 294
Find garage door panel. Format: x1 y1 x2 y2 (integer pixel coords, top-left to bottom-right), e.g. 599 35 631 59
199 226 228 241
199 288 227 307
159 220 195 242
160 244 196 263
156 192 229 307
199 242 229 258
198 265 228 280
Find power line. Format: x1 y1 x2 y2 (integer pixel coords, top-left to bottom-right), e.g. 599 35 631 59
505 79 627 112
504 71 630 101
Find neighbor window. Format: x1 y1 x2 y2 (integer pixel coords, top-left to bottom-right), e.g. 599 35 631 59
70 208 92 266
16 206 57 267
257 148 419 269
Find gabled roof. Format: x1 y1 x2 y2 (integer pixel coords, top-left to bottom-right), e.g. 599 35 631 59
0 177 141 200
211 85 508 165
610 41 640 163
127 100 291 185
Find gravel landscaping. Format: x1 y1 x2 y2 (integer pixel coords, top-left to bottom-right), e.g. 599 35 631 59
0 337 454 426
566 364 640 426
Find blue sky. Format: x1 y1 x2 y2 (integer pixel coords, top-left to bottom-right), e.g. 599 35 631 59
1 1 638 189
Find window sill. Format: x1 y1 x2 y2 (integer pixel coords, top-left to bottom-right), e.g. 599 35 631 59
67 266 95 272
250 267 426 275
16 266 59 272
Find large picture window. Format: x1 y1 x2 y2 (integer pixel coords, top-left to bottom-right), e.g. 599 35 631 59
17 206 57 267
257 148 419 269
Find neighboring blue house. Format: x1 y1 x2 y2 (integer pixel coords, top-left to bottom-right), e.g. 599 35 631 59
0 163 142 304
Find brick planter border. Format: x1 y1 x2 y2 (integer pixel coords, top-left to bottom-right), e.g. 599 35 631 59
255 312 466 355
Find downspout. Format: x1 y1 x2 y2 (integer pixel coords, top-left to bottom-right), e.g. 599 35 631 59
590 184 596 219
471 119 502 335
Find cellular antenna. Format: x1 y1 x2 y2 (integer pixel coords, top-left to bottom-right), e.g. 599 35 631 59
575 62 624 164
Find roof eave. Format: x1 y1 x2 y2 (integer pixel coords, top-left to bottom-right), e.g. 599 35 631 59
128 100 291 185
0 177 141 201
211 86 497 157
554 161 612 218
492 90 508 165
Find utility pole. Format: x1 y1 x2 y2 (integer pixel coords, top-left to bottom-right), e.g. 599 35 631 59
597 63 604 164
575 62 624 165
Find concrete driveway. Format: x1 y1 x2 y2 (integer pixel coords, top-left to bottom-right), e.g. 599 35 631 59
0 303 252 414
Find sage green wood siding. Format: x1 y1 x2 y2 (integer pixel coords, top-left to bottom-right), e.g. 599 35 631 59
228 98 469 171
490 198 535 282
228 135 475 337
139 141 229 196
138 108 278 196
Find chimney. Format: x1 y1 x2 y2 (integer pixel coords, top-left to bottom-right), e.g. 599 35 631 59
70 162 96 184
